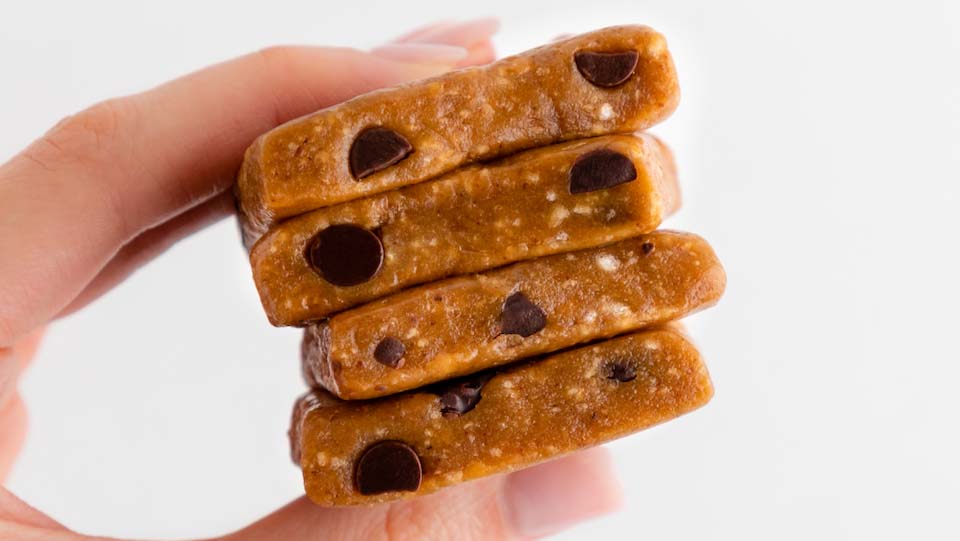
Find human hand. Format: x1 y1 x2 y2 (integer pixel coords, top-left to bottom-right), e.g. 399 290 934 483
0 18 623 541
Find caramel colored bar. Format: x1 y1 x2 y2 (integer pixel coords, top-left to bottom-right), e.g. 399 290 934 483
251 134 678 326
237 25 679 241
302 231 724 399
290 327 713 506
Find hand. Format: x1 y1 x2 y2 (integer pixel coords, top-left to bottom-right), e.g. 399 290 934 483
0 19 623 541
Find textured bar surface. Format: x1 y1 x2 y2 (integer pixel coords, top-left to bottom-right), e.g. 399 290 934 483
302 231 724 399
291 327 713 506
252 134 678 326
237 25 679 241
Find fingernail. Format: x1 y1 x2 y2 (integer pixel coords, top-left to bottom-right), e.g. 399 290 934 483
501 447 624 538
408 17 501 48
371 43 468 65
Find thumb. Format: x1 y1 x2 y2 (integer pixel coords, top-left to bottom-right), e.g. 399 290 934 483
223 447 623 541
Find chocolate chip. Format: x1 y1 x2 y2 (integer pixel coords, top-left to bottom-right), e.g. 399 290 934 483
436 372 494 417
374 337 405 368
602 359 637 382
569 149 637 194
307 224 383 286
574 50 640 87
500 292 546 337
349 127 413 179
641 241 655 255
355 440 422 495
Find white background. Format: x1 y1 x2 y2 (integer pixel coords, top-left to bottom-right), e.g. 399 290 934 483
3 1 959 539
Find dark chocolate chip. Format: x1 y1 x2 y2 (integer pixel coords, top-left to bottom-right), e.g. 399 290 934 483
500 292 547 337
569 149 638 194
641 241 655 255
602 359 637 382
355 440 422 495
574 50 640 88
373 337 405 368
349 127 413 179
307 224 384 286
437 372 494 417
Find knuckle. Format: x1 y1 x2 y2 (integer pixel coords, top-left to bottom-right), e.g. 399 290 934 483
27 98 135 170
254 45 298 70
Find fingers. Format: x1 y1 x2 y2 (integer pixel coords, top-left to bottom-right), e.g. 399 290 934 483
459 41 497 68
501 447 624 538
404 17 500 49
403 17 500 67
0 22 500 346
0 488 65 532
376 18 499 67
0 329 43 485
0 329 43 410
390 21 455 43
224 447 622 541
0 393 27 482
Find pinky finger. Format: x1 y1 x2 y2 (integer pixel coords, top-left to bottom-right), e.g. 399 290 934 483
390 21 456 44
458 41 497 67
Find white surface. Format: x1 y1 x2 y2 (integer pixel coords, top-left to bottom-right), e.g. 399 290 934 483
3 1 960 539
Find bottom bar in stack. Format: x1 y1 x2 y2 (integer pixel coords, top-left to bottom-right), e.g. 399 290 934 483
290 326 712 506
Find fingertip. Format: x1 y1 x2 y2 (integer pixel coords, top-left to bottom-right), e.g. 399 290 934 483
408 17 501 49
457 41 497 67
391 21 456 44
501 447 624 539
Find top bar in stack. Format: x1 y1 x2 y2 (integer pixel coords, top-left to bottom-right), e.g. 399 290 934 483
237 25 680 244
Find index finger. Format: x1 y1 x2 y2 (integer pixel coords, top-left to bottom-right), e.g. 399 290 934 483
0 46 468 346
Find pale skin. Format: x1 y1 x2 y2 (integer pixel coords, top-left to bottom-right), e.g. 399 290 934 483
0 19 626 541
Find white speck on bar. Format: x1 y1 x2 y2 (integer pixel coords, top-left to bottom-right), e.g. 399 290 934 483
596 254 621 272
549 205 570 227
599 103 614 120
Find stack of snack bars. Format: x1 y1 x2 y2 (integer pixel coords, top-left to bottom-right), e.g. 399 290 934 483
236 25 725 506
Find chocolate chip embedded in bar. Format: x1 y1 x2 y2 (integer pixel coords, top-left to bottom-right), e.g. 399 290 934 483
251 134 678 326
236 25 680 243
428 371 497 417
290 327 713 506
301 231 725 399
499 292 547 337
306 224 384 287
354 441 422 495
574 51 641 87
